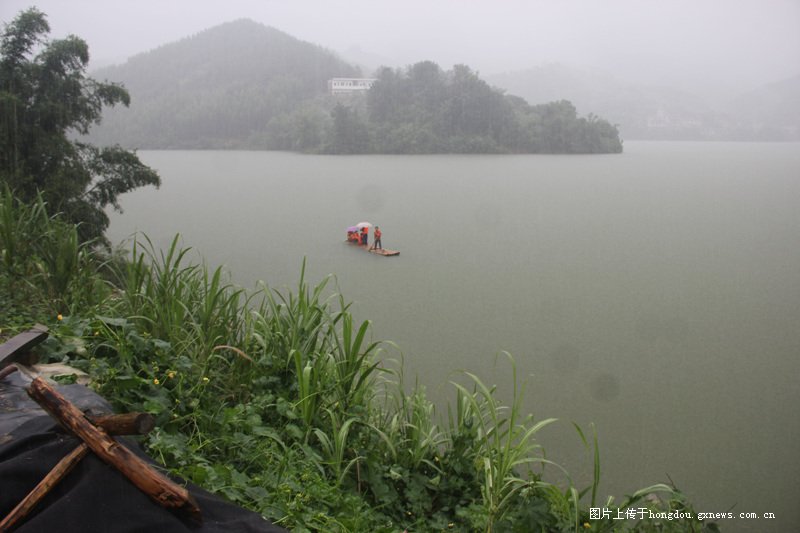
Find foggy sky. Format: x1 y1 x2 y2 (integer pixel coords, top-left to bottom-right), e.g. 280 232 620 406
2 0 799 97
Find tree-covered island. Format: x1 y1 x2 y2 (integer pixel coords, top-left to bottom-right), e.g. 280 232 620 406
325 61 622 154
86 19 622 154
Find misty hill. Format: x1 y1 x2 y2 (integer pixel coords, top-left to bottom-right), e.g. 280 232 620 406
727 74 800 140
89 19 360 148
88 20 622 153
487 65 800 141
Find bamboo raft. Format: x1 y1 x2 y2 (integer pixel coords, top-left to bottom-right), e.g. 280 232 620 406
369 248 400 256
346 241 399 256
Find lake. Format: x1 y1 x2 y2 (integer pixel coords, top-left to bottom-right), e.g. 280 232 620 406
107 142 800 532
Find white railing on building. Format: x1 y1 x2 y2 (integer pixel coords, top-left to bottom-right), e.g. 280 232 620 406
328 78 377 94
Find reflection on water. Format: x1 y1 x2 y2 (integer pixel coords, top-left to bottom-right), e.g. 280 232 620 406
108 142 800 532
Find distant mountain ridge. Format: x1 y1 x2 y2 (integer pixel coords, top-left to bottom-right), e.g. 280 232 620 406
487 64 800 141
728 74 800 140
89 19 360 148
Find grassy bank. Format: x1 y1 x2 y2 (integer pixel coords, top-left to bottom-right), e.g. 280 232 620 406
0 189 719 532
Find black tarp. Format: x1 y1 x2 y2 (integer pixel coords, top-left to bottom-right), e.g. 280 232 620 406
0 371 287 533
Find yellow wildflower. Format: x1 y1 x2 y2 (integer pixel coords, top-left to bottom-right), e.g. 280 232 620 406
584 523 591 529
153 378 160 385
57 314 63 321
167 371 176 379
202 376 209 383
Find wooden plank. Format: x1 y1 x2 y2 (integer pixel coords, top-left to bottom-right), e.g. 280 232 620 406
26 378 202 523
0 325 48 369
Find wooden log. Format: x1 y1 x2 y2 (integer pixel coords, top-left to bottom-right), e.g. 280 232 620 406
26 378 201 523
88 413 156 436
0 443 89 533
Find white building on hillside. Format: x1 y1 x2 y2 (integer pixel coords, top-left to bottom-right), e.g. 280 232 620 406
329 78 377 95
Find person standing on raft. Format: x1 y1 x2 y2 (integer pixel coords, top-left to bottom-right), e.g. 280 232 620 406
360 226 369 246
370 226 382 250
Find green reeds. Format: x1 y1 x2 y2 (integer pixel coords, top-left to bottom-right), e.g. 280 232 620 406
1 185 48 275
330 308 383 413
250 262 385 433
313 408 361 486
450 352 557 532
574 421 601 509
114 234 248 362
0 186 105 314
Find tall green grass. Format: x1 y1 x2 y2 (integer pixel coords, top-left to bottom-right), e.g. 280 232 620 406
0 184 50 276
0 186 106 317
115 234 248 357
450 353 557 531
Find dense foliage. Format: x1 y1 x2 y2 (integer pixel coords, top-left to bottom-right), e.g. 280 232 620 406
323 62 623 154
1 190 719 533
86 19 621 154
0 8 160 244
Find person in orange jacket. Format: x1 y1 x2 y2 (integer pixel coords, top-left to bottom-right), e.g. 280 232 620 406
371 226 382 250
360 226 369 246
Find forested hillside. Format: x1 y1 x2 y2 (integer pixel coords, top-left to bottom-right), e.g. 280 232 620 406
89 19 360 149
89 20 622 153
